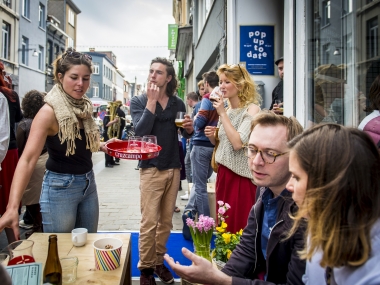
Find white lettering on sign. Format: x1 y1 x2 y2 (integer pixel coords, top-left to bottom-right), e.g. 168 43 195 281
246 29 270 59
116 152 143 160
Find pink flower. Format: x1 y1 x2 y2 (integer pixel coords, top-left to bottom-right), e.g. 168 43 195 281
186 218 195 228
217 201 224 206
225 203 231 209
218 207 226 215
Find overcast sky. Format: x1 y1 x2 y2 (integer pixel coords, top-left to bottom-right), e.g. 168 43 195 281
74 0 174 86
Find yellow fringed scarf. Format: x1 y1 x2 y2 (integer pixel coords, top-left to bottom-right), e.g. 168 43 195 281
45 84 100 156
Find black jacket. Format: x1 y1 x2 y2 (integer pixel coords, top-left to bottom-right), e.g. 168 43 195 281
269 81 283 110
222 187 306 285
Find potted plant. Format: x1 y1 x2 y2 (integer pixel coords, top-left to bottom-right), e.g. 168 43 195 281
212 201 243 270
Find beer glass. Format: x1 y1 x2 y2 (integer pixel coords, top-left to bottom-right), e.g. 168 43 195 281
175 112 186 128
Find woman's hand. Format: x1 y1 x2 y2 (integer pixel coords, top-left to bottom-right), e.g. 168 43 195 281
212 94 226 116
0 209 21 240
182 114 194 135
205 126 217 139
99 137 123 152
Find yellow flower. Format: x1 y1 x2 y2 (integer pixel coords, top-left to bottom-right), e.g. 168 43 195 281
216 221 228 233
222 233 231 244
239 229 243 235
227 249 232 259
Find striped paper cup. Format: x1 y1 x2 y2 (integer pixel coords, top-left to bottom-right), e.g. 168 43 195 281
93 238 123 271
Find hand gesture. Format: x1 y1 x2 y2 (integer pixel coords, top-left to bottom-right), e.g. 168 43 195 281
205 126 217 139
211 92 225 115
182 114 194 135
272 101 284 115
146 82 160 102
164 248 230 285
0 209 21 241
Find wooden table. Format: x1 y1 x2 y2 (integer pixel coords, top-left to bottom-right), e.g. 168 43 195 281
28 233 131 285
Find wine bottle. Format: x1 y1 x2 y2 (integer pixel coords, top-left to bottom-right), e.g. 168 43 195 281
43 235 62 285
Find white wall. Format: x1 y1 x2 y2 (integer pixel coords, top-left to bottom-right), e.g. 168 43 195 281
227 0 284 109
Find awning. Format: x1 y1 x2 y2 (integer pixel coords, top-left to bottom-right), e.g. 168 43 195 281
90 98 109 108
175 26 193 61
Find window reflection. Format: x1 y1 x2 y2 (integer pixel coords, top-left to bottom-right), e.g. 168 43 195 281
308 0 380 127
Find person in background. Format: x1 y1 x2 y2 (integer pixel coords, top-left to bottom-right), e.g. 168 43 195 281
358 74 380 145
130 57 193 285
17 90 47 233
286 124 380 284
182 72 219 240
0 48 117 238
115 100 126 163
197 80 205 100
103 107 120 168
205 64 261 233
269 57 284 114
0 62 23 244
181 92 200 200
0 92 9 169
165 111 306 284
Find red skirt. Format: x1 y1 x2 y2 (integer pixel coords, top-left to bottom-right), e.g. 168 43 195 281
215 164 257 233
0 149 19 214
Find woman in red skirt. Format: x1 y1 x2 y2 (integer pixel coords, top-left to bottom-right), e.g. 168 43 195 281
205 64 261 233
0 63 22 244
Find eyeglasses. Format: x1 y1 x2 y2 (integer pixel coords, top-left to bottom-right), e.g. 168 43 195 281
61 51 92 62
229 64 245 80
243 146 288 164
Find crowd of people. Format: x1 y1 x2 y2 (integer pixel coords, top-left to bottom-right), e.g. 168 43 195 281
0 49 379 285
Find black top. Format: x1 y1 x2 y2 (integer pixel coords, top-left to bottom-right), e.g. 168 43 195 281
45 129 92 174
269 80 283 110
6 92 23 150
130 94 192 170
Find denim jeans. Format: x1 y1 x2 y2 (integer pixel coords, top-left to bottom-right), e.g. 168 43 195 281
184 143 192 183
185 145 214 216
40 170 99 233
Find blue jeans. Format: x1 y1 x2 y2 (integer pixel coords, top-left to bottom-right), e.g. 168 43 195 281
40 170 99 233
185 145 214 216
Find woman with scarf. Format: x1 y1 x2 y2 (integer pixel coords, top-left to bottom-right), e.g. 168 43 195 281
0 62 22 244
0 48 115 237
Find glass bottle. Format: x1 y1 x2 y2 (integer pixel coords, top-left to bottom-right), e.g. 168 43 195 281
43 235 62 285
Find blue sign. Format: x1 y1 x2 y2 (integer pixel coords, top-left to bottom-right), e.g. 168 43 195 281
240 25 275 76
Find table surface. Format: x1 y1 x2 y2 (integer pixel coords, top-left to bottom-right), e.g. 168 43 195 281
28 232 131 285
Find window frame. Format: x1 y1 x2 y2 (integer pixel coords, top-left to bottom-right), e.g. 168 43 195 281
22 0 30 18
39 3 45 29
38 46 44 70
2 21 10 60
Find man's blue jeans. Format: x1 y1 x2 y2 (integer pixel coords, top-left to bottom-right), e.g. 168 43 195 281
185 145 214 216
40 170 99 233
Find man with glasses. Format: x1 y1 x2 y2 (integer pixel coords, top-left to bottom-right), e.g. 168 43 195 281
165 111 307 285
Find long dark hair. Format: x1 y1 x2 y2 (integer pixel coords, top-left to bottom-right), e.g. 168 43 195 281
288 124 380 267
150 57 178 97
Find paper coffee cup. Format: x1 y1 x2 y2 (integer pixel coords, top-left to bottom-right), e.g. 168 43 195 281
93 238 123 271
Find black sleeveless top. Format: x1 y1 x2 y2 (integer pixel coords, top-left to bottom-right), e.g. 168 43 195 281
45 129 93 174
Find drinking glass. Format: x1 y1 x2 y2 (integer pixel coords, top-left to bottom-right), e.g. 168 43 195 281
0 253 9 266
60 256 78 283
175 112 186 128
274 100 284 113
127 136 142 153
142 135 158 152
7 240 35 265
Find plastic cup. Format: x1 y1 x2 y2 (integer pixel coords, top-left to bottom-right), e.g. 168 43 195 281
142 135 158 152
127 136 142 153
60 256 78 284
0 253 9 266
175 112 185 128
93 238 123 271
7 240 35 265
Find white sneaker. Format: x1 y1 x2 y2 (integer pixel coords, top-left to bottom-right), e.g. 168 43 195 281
180 192 189 200
19 219 33 229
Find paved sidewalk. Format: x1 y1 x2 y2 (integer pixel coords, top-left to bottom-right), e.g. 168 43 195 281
92 152 188 231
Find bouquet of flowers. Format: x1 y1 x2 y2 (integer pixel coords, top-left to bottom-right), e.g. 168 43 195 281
186 214 215 262
212 201 243 265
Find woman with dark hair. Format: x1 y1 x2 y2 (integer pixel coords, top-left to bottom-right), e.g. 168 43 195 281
17 90 46 232
0 48 117 237
286 124 380 284
205 64 261 233
358 74 380 145
0 62 22 244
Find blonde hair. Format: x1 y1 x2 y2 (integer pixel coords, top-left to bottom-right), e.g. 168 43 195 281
287 124 380 268
217 64 261 108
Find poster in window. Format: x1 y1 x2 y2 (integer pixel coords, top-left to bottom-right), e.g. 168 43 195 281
240 25 275 76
